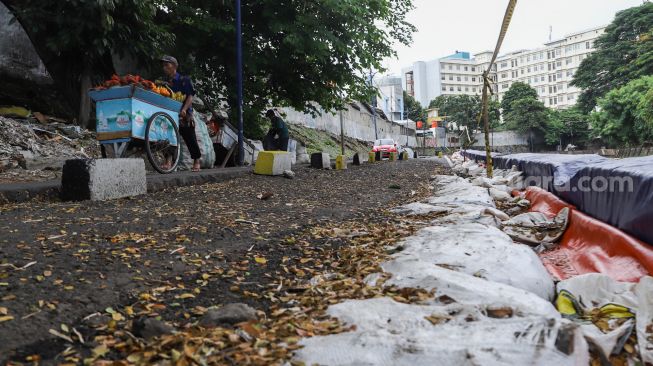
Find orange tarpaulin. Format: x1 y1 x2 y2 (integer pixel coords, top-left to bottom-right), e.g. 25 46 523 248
522 187 653 282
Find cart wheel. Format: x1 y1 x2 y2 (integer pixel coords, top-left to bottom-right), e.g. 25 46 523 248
145 112 180 174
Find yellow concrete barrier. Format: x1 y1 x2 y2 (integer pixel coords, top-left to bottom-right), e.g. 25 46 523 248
336 155 347 170
368 151 376 163
388 152 397 161
254 151 292 175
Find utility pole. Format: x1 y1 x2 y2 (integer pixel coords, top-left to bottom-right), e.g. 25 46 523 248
340 105 345 156
369 70 378 140
235 0 244 166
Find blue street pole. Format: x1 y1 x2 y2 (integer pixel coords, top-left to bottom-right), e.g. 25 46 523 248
236 0 244 166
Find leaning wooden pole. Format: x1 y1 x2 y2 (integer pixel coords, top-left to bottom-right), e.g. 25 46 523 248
481 0 518 178
481 77 493 178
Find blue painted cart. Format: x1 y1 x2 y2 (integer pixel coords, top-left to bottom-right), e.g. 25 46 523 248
89 85 182 173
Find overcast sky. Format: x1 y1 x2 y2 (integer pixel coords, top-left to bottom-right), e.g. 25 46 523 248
383 0 643 75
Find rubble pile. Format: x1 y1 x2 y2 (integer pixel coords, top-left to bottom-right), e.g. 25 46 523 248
0 116 98 182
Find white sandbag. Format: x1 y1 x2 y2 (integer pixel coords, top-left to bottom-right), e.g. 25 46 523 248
391 202 451 216
179 114 216 170
428 175 494 207
392 224 555 300
295 297 588 366
471 176 493 188
635 277 653 365
557 273 653 363
490 187 512 201
384 258 558 317
502 207 570 245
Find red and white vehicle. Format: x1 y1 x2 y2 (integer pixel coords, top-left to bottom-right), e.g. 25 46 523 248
372 138 401 159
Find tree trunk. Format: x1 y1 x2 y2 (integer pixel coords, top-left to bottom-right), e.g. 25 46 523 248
78 65 93 127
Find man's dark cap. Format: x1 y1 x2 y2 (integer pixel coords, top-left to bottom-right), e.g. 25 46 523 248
160 55 178 66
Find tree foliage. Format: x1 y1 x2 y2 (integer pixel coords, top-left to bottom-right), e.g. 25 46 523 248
3 0 169 121
500 82 539 116
504 98 549 151
402 91 425 122
590 75 653 147
572 3 653 112
428 94 499 131
4 0 416 137
545 107 591 148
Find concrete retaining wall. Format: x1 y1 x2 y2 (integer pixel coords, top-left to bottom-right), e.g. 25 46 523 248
281 103 418 148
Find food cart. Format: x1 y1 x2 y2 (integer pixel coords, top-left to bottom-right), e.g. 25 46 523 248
89 85 182 173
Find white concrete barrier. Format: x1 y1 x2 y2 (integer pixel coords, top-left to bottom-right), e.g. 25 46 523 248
61 159 146 201
310 153 330 169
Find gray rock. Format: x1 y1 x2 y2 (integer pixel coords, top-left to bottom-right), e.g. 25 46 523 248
199 303 257 327
283 170 295 179
132 317 174 339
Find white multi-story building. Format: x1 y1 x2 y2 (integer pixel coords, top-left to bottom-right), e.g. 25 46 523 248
375 75 404 121
402 25 605 110
496 25 604 109
401 51 497 107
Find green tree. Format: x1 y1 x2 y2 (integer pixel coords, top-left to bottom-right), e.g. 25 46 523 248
504 98 550 151
4 0 416 136
403 91 425 122
545 107 591 148
500 82 539 116
428 94 499 131
572 3 653 112
3 0 169 124
590 75 653 146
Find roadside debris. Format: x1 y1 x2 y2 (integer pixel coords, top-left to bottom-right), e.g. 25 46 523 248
0 115 98 182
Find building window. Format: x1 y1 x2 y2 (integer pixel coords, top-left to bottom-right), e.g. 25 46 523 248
566 58 572 65
556 61 562 67
557 72 562 80
502 83 509 89
554 97 558 105
527 55 531 62
457 76 461 81
472 77 476 82
441 75 445 80
500 62 507 68
448 65 452 70
527 67 531 73
449 87 454 92
501 73 507 79
464 76 469 81
465 87 469 92
472 87 477 92
464 66 468 71
449 75 453 80
549 98 553 105
442 85 447 91
457 86 462 91
472 67 476 72
456 65 461 70
540 64 544 71
586 41 591 49
540 75 545 82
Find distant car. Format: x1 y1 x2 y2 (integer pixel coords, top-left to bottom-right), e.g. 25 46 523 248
372 138 399 159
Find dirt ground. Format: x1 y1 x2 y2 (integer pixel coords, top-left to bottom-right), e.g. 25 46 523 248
0 159 445 363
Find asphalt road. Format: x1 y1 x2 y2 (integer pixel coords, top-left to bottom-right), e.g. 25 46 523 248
0 158 445 362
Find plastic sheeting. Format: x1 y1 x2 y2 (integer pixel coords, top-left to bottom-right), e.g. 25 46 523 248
563 155 653 245
523 187 653 282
